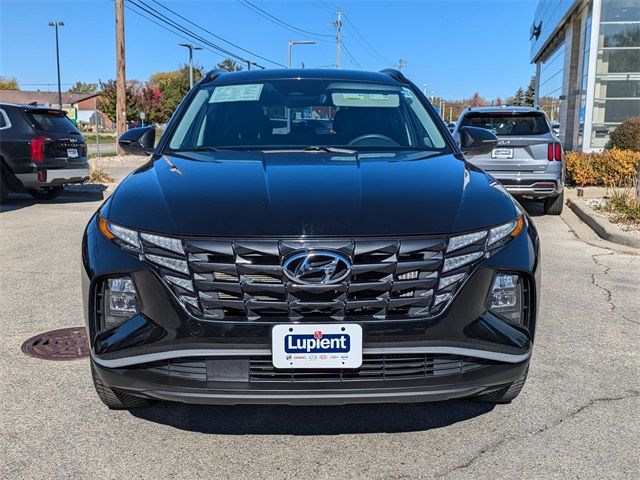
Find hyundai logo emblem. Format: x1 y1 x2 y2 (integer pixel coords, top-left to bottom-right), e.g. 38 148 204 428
283 251 352 285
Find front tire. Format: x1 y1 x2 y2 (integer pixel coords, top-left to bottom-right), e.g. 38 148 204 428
543 191 564 215
27 186 64 200
90 360 154 410
473 366 529 403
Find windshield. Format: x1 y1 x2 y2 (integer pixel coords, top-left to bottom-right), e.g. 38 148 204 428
459 112 550 136
168 79 449 152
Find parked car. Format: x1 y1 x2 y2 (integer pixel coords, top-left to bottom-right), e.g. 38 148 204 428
0 103 89 202
452 106 564 215
84 68 539 409
445 121 456 132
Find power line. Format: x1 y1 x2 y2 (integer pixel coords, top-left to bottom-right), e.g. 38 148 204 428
128 0 284 68
341 41 362 70
149 0 284 67
342 13 391 65
238 0 333 40
308 0 335 14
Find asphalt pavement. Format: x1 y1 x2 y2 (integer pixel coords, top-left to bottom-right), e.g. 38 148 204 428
1 185 638 479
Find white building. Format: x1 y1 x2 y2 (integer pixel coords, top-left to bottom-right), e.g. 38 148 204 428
531 0 639 150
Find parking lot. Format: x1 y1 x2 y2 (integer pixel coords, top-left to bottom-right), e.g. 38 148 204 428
1 180 638 479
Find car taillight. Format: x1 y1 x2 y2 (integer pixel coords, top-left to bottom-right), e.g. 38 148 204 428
31 136 46 162
548 143 562 161
554 142 562 161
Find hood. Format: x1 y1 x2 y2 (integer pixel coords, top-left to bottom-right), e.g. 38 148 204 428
106 151 520 237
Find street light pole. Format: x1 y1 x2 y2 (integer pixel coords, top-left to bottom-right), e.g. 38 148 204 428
179 43 202 89
287 40 315 68
48 21 64 108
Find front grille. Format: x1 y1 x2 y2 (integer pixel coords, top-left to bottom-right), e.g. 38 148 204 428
138 235 488 321
183 238 484 321
135 354 498 384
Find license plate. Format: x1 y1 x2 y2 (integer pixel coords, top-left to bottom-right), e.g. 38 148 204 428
492 148 513 159
67 148 79 158
272 324 362 369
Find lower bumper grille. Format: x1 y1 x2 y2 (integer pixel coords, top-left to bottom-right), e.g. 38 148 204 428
135 354 498 384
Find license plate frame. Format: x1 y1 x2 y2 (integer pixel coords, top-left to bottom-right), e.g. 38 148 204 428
272 323 363 369
67 148 79 158
491 148 513 159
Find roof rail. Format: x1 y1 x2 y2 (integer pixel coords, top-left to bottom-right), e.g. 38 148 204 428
379 68 409 84
201 69 227 85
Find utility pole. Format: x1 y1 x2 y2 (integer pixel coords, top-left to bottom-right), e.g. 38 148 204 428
115 0 126 155
48 21 64 109
396 59 407 71
332 10 342 69
179 43 202 89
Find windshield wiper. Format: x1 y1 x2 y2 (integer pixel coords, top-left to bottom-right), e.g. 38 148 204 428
171 146 226 152
302 146 357 154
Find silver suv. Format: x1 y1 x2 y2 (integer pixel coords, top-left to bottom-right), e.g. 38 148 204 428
452 106 564 215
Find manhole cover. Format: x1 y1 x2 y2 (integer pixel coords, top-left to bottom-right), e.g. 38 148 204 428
21 327 89 361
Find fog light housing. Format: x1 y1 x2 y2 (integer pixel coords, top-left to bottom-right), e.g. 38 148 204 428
102 276 138 330
489 273 523 324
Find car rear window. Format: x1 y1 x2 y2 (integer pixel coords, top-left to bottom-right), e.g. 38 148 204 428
460 112 550 136
26 110 80 134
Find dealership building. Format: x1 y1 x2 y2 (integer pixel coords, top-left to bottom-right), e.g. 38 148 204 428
530 0 639 151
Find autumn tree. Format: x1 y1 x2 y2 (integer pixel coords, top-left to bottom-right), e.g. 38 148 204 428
217 58 243 72
97 79 143 122
469 92 486 107
68 81 97 94
138 84 164 124
149 65 203 120
0 75 19 90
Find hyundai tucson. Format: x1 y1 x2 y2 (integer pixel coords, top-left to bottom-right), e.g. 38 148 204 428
83 69 539 409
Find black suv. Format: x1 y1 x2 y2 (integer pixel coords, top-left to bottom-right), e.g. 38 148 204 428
83 69 539 409
0 103 89 202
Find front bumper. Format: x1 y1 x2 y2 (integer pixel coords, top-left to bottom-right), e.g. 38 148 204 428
16 165 89 188
82 213 540 405
93 355 529 405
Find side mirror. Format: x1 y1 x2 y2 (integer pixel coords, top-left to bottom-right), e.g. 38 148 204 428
118 126 155 155
459 126 498 156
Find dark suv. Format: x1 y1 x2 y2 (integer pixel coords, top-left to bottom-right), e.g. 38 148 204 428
0 103 89 202
83 69 539 409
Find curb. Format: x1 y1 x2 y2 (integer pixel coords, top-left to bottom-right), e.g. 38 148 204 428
566 198 640 249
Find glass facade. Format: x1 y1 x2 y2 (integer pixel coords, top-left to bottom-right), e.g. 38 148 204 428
591 0 640 147
539 43 566 126
577 13 592 148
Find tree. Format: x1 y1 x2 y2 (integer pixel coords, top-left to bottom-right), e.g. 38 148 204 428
469 92 486 107
68 81 98 94
524 74 536 106
138 84 164 124
149 65 203 120
495 97 504 106
217 58 243 72
97 79 142 122
512 87 526 106
0 75 19 90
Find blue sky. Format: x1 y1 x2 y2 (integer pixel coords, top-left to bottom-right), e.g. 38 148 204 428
0 0 538 100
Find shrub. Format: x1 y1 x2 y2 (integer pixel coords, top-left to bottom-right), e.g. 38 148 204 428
89 162 115 183
609 117 640 152
565 149 639 187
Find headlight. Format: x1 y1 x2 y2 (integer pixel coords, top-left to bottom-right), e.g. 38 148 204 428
434 214 526 314
98 217 200 313
102 276 139 330
488 273 523 324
